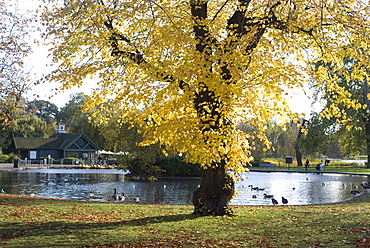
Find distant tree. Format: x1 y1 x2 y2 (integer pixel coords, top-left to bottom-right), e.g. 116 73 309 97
0 0 32 127
299 112 341 158
265 122 297 159
27 100 59 123
57 93 87 131
12 114 47 138
92 105 162 168
309 57 370 167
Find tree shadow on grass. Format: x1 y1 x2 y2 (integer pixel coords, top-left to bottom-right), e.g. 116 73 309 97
0 213 200 247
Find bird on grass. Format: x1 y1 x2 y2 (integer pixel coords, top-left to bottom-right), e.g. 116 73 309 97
282 197 288 204
1 189 5 194
271 198 278 205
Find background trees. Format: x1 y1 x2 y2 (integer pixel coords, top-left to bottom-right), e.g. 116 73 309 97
0 0 33 154
305 57 370 167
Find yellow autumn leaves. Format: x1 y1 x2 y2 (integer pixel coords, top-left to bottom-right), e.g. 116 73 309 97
40 0 370 172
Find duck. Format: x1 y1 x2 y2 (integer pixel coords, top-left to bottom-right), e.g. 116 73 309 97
282 197 288 204
118 193 125 201
248 185 259 190
271 198 278 205
352 183 358 189
322 182 326 186
112 188 119 201
252 194 258 199
351 190 360 195
134 196 140 203
263 193 274 199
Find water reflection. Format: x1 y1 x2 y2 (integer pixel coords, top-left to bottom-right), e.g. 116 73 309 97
0 169 368 205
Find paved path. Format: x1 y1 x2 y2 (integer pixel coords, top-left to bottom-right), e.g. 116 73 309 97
0 163 17 171
0 163 77 171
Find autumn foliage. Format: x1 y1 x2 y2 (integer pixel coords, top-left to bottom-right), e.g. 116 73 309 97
41 0 370 215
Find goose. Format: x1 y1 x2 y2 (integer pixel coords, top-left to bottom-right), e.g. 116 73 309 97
134 196 140 203
118 193 125 201
271 198 278 205
282 197 288 204
112 188 119 201
361 183 370 189
263 193 274 199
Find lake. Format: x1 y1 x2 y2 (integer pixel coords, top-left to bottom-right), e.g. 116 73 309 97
0 169 368 205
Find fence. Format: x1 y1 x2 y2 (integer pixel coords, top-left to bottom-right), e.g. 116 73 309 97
14 158 81 169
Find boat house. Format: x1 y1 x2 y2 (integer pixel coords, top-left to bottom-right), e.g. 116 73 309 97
12 124 100 164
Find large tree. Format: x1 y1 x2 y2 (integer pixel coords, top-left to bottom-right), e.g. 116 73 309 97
41 0 370 215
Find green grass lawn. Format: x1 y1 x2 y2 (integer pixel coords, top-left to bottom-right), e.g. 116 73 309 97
0 192 369 247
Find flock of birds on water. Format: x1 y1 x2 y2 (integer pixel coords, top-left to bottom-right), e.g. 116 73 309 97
246 184 289 205
243 179 370 205
2 178 369 204
109 180 370 205
112 188 140 203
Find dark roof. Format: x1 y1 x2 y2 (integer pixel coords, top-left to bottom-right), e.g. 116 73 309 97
51 133 100 151
13 137 64 150
13 133 100 151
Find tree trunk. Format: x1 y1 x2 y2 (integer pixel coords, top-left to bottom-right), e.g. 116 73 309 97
295 119 307 167
192 161 235 216
294 144 303 167
365 116 370 169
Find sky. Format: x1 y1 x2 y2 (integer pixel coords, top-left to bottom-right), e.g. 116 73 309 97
18 0 314 115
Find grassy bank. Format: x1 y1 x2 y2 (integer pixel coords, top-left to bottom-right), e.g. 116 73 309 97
0 192 369 247
253 165 370 175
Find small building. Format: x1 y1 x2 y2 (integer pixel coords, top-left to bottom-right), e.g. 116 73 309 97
12 124 100 164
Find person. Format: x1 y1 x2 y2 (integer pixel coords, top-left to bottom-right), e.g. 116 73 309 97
319 160 325 172
304 159 309 171
315 161 322 172
97 156 102 165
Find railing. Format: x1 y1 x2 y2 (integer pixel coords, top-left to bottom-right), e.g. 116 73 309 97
14 158 86 169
